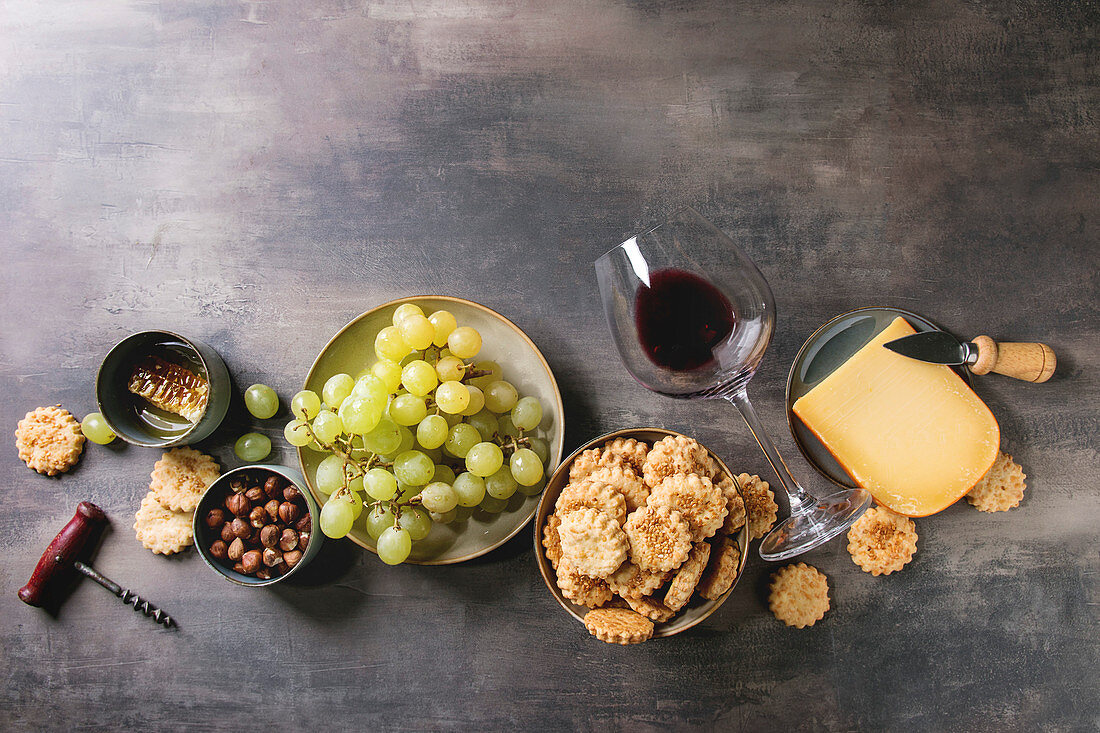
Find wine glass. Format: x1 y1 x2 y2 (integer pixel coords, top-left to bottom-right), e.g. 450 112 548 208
595 207 871 561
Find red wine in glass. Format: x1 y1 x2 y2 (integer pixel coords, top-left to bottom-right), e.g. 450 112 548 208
635 269 736 372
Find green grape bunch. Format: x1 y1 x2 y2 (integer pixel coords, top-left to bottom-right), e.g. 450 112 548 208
283 303 551 565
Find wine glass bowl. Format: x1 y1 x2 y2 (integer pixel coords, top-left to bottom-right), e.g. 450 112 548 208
596 207 872 561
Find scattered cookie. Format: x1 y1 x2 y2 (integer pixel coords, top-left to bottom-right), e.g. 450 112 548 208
580 464 649 513
739 473 778 540
625 593 676 623
149 447 220 513
664 541 712 611
557 507 630 578
642 434 709 488
846 506 918 576
647 473 727 542
603 437 649 475
556 559 614 608
556 481 627 525
542 513 562 570
966 452 1026 512
606 562 669 600
623 505 693 573
583 607 654 645
698 535 741 600
768 563 830 628
133 491 194 555
15 405 85 476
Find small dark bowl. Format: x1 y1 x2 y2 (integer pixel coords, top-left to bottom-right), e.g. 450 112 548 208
193 465 322 587
96 330 230 448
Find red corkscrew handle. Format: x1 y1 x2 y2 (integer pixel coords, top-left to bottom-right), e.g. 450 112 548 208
19 502 108 607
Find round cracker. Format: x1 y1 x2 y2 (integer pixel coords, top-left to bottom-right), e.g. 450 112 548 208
966 451 1026 512
578 464 649 514
542 512 563 570
149 447 220 512
556 559 613 608
557 507 629 578
647 473 727 542
623 505 693 573
642 434 709 488
15 405 85 476
664 541 712 611
846 506 918 576
697 535 741 600
768 562 830 628
133 491 194 555
738 473 778 540
583 607 654 645
556 480 627 525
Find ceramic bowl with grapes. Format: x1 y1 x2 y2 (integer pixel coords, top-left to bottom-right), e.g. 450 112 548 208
296 296 565 565
534 428 749 638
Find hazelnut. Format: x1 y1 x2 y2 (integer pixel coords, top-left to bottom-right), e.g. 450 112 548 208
294 513 311 534
231 517 251 539
249 506 268 529
229 479 246 493
265 475 285 498
220 522 236 543
226 493 250 517
298 531 310 551
278 502 301 524
209 540 229 559
262 548 284 567
205 508 226 528
241 549 263 574
227 537 245 561
245 485 265 502
283 485 302 502
255 568 272 580
283 549 303 568
279 528 299 552
264 499 281 523
232 562 247 574
260 524 281 549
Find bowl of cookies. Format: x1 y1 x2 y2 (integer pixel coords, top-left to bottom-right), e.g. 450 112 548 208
535 428 749 644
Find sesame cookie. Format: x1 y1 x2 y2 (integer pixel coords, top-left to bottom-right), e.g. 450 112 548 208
149 447 220 513
717 475 747 534
568 447 626 483
642 434 710 488
647 473 727 542
558 507 630 578
846 506 918 576
579 464 649 513
542 513 563 570
606 562 669 600
625 593 676 623
15 405 85 476
739 473 778 540
698 535 741 600
623 505 693 573
966 452 1026 512
133 491 194 555
556 559 614 608
664 541 712 612
768 563 830 629
556 481 628 525
583 607 654 645
603 437 649 475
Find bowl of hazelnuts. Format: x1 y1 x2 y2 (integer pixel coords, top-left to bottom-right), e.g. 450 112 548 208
194 465 322 586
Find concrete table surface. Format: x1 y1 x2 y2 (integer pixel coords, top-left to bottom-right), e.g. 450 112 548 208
1 1 1096 730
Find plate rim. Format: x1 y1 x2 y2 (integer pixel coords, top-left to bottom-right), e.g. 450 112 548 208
296 295 566 565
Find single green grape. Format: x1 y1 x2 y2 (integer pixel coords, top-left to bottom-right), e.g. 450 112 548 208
429 508 457 524
420 482 459 513
497 415 520 439
283 419 312 447
398 506 432 541
434 380 471 414
234 432 271 462
365 504 395 539
392 302 424 326
243 384 279 419
371 360 404 393
465 441 504 477
432 464 457 485
393 450 434 486
447 326 482 360
315 454 347 494
484 380 519 413
338 396 382 435
291 390 321 420
510 448 544 486
319 499 355 538
364 467 399 501
435 355 466 382
444 423 480 458
375 325 410 362
362 416 402 455
398 314 435 351
428 310 458 347
460 384 485 416
348 475 365 494
390 394 428 426
416 414 449 449
452 472 487 507
466 409 499 441
401 360 438 397
311 410 344 444
80 412 116 445
377 526 412 565
468 360 502 390
390 426 415 457
510 396 542 431
479 495 508 514
527 436 550 465
322 373 354 409
485 466 518 500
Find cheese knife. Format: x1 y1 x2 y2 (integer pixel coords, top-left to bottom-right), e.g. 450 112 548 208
883 331 1056 383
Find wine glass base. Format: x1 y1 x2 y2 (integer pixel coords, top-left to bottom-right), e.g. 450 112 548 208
758 488 873 562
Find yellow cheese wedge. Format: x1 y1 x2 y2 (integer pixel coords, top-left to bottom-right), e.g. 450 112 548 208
793 316 999 516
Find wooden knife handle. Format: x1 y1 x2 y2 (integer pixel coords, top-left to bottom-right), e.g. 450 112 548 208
18 502 107 607
970 336 1057 382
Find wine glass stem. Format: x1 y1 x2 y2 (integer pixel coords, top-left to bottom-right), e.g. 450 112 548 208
724 388 814 516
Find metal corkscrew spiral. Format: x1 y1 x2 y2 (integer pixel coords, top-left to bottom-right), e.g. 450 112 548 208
74 561 176 628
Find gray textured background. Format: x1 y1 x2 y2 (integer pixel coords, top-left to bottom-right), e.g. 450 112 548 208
1 0 1097 730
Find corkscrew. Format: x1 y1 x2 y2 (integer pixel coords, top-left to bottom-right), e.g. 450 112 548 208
19 502 177 629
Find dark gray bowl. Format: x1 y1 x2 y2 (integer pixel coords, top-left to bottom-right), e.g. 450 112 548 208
95 330 230 447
